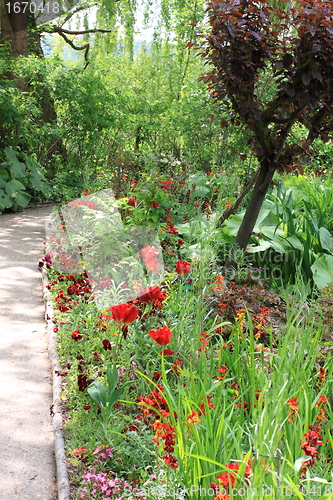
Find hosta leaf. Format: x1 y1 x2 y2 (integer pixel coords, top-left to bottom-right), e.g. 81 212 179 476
319 227 333 253
311 254 333 288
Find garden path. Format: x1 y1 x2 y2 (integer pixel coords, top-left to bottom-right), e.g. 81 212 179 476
0 206 56 500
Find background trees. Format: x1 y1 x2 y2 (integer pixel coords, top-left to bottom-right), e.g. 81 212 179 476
1 0 333 223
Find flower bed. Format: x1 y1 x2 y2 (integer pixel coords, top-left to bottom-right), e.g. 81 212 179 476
41 172 333 500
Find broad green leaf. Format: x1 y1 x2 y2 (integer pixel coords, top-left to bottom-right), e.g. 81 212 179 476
5 147 26 178
245 240 272 253
107 387 125 407
29 169 46 192
87 381 108 405
15 191 31 208
0 189 13 208
5 179 26 197
319 227 333 253
26 156 50 193
0 169 9 188
311 255 333 289
282 235 304 251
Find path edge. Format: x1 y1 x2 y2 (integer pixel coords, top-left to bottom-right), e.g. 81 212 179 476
42 269 71 500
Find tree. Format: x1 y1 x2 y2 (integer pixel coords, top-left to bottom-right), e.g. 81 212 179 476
200 0 333 250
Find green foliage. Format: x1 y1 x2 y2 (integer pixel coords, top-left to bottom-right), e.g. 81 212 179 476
0 147 51 211
222 176 333 289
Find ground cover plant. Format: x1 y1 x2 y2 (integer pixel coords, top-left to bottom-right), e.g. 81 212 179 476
41 166 333 500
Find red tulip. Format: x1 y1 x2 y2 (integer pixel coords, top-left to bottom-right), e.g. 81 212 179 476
175 260 191 276
148 326 172 346
110 302 139 324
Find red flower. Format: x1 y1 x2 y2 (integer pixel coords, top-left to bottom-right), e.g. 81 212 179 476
160 349 174 355
176 260 191 276
150 202 160 208
72 447 87 460
138 286 167 307
128 197 137 207
161 454 178 468
216 458 252 489
148 326 172 346
102 339 112 351
166 223 178 234
71 330 82 341
110 302 139 324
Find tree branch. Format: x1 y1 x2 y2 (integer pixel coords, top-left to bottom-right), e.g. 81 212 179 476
218 166 260 225
54 29 90 65
59 3 99 28
52 26 112 36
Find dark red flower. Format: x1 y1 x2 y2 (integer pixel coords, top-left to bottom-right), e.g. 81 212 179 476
175 260 191 276
128 197 137 207
166 223 178 234
78 374 94 392
150 202 160 208
161 454 178 468
102 339 112 351
71 330 83 341
148 326 172 346
110 302 139 324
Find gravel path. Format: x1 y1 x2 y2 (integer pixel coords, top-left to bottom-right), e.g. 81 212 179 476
0 206 56 500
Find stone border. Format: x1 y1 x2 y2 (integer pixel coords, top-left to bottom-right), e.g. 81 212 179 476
42 270 71 500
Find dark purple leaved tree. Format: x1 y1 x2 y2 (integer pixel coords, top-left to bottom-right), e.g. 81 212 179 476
200 0 333 249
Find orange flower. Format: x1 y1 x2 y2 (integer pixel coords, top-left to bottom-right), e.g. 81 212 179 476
315 394 328 423
287 397 298 422
315 394 328 406
187 410 201 425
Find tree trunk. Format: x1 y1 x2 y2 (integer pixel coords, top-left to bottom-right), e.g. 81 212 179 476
234 161 275 250
0 0 66 166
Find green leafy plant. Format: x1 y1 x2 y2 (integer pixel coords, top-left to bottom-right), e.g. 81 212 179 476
0 147 50 212
87 363 133 442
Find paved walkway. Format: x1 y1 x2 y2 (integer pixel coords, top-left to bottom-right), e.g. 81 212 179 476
0 206 56 500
